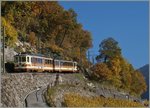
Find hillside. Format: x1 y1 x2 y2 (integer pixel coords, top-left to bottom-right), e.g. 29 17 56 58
138 64 149 100
1 1 92 67
1 1 148 105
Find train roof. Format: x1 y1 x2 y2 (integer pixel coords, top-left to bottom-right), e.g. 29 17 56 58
15 53 50 58
15 53 77 63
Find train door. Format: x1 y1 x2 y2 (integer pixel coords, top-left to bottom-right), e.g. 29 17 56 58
14 56 19 71
59 61 61 72
37 58 43 72
60 61 62 72
74 62 77 72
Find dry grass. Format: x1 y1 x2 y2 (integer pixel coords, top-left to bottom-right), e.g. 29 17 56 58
63 93 144 107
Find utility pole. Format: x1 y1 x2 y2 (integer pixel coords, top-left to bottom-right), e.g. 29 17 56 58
87 50 91 68
37 34 41 54
88 50 90 62
3 26 5 73
80 47 82 65
92 55 95 64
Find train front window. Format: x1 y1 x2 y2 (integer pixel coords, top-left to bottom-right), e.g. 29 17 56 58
50 60 52 64
22 56 26 62
27 57 29 62
19 56 21 62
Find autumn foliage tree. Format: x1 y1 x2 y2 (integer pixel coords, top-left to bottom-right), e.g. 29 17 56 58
1 17 18 46
27 32 37 46
96 37 121 63
1 1 92 65
91 63 112 82
130 70 147 96
93 37 147 97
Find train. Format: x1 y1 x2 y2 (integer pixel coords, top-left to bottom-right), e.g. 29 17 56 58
14 53 78 72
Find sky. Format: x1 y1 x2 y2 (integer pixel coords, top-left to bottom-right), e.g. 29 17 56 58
59 1 149 69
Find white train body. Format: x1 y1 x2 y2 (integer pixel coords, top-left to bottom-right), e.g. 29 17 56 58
14 54 78 72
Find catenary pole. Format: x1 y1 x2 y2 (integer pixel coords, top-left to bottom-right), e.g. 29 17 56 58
3 26 5 73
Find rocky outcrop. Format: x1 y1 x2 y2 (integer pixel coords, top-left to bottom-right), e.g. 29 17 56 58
5 47 17 62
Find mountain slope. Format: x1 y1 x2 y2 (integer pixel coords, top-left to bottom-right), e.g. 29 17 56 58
138 64 149 100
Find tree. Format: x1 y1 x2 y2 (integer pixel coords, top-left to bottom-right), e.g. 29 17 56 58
130 70 147 96
94 37 147 96
27 32 37 46
119 57 132 91
107 56 122 87
96 37 121 63
91 63 112 82
1 17 18 47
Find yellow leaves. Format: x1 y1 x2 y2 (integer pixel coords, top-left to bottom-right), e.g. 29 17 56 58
131 70 147 95
1 17 18 46
63 93 104 107
49 44 63 53
28 32 37 46
109 56 121 76
91 63 112 81
2 17 7 25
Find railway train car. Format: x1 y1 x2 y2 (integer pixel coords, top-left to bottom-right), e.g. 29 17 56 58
14 53 78 72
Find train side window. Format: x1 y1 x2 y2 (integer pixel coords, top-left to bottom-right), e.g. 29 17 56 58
37 58 39 63
40 59 42 64
50 60 52 64
55 61 59 66
38 58 42 64
41 59 43 64
64 62 66 66
61 62 63 66
22 56 26 62
35 58 37 63
39 59 41 64
45 59 47 64
32 57 35 63
27 57 29 62
41 59 42 64
39 58 41 64
31 58 33 63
